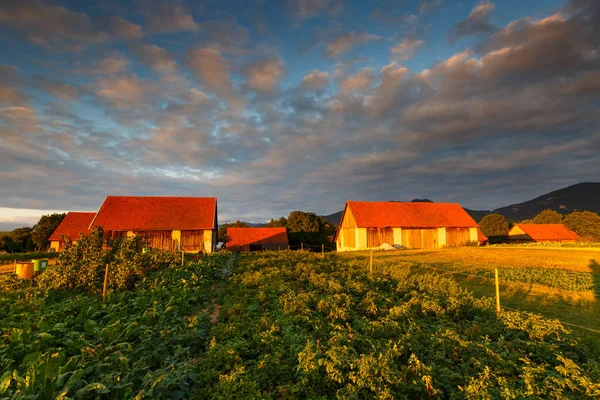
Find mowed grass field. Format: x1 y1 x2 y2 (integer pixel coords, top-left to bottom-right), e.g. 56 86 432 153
337 246 600 339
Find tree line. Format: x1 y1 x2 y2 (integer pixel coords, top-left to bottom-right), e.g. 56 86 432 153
0 213 65 253
218 211 337 248
479 209 600 243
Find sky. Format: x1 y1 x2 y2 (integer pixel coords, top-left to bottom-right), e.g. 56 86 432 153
0 0 599 229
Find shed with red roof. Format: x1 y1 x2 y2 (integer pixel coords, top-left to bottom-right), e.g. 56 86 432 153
90 196 218 253
49 212 96 252
226 227 288 252
507 224 579 243
335 201 479 251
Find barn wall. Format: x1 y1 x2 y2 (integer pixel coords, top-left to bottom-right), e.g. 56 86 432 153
203 230 214 254
469 228 478 242
182 230 205 252
446 228 472 246
356 228 367 249
50 241 60 252
337 206 358 251
393 228 402 246
437 228 447 247
401 229 440 249
171 230 181 250
507 226 530 242
367 228 394 248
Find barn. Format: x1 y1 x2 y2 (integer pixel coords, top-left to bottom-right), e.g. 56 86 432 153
89 196 218 253
335 201 479 251
226 227 288 251
507 224 579 243
48 212 96 252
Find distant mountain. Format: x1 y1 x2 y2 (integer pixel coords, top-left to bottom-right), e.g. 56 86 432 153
464 208 492 222
491 182 600 222
320 183 600 225
321 211 343 225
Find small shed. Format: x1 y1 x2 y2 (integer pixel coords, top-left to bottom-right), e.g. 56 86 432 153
335 201 479 251
89 196 218 253
226 227 288 251
48 212 96 251
507 224 579 243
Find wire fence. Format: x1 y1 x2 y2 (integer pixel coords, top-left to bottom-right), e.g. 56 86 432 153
390 260 600 335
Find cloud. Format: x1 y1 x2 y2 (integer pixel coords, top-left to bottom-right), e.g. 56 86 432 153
131 44 177 73
142 1 199 33
0 65 26 106
109 16 143 39
325 32 382 58
302 70 330 90
0 0 108 50
244 58 286 92
448 1 496 42
94 54 130 75
95 75 154 107
419 0 442 14
287 0 340 19
339 68 375 92
188 48 244 110
391 38 425 61
33 79 79 101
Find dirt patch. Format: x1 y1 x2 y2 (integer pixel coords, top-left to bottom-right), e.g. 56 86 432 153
202 297 221 324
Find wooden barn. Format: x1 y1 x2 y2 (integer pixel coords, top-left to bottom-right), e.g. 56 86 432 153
226 227 288 252
48 212 96 252
507 224 579 243
89 196 218 253
335 201 479 251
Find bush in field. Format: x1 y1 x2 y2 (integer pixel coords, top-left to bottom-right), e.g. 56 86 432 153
38 227 179 293
479 213 509 242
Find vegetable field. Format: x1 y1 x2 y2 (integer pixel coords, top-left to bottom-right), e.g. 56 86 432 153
2 250 600 398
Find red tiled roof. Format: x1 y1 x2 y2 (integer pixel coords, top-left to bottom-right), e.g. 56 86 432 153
477 228 488 243
346 201 478 228
49 212 96 241
90 196 216 231
226 228 288 248
514 224 579 241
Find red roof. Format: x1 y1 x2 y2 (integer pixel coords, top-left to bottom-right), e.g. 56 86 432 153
49 212 96 242
477 228 488 243
345 201 478 228
226 228 288 248
90 196 216 231
514 224 579 241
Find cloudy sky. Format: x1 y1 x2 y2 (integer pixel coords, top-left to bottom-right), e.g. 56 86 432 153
0 0 599 229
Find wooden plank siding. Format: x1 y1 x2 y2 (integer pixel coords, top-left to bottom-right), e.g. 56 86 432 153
181 230 205 252
401 229 439 249
367 228 394 248
339 207 357 248
135 230 174 251
446 228 471 246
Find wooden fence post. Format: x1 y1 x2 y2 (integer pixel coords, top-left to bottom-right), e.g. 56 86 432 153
369 249 373 275
494 268 501 313
288 244 290 251
181 251 184 266
322 244 324 259
301 242 304 251
102 264 109 304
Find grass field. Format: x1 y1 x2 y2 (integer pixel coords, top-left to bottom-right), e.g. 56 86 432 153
338 247 600 339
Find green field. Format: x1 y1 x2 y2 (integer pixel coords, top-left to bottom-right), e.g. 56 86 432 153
1 250 600 398
339 247 600 334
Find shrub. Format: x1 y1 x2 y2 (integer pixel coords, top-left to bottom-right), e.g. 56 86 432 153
38 227 179 293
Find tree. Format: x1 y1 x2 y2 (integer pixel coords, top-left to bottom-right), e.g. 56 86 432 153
479 214 509 241
266 217 287 228
532 209 563 224
0 234 15 253
564 211 600 241
32 213 66 251
9 227 33 253
218 220 250 243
